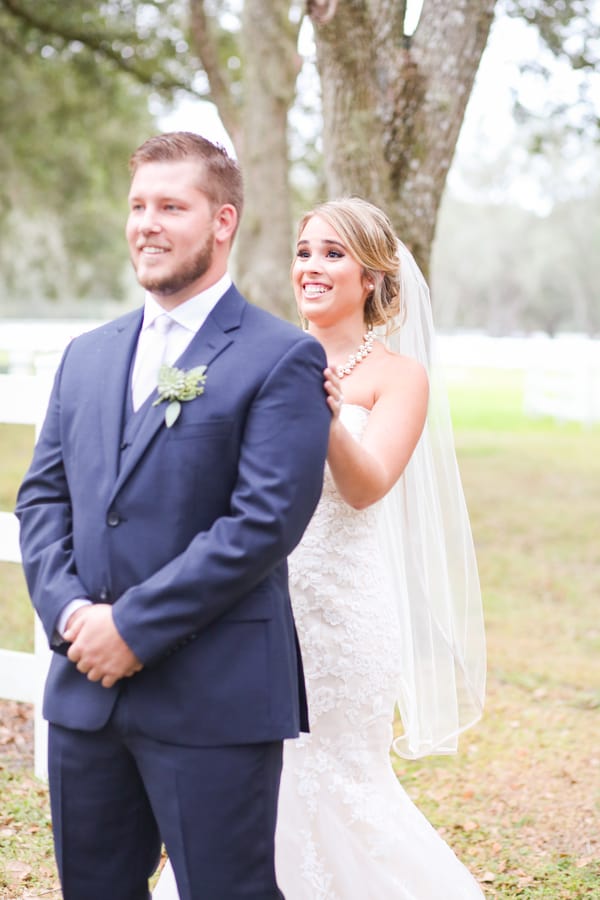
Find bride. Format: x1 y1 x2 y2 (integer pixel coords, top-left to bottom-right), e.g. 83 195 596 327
154 197 486 898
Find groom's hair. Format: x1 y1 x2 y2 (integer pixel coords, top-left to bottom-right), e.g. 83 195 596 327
129 131 244 234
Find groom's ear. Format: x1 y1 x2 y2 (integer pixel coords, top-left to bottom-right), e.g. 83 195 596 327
213 204 238 247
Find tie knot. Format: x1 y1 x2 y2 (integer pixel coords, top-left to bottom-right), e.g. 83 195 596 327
153 314 172 335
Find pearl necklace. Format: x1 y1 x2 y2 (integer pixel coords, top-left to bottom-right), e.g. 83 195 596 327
336 330 375 379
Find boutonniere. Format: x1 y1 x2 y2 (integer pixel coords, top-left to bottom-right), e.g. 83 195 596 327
153 364 207 428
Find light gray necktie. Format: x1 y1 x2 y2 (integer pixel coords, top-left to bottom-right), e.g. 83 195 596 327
131 313 173 411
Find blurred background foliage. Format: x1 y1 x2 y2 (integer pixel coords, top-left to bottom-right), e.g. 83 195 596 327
432 189 600 335
0 0 599 331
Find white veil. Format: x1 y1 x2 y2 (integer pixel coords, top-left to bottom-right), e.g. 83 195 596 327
377 241 486 759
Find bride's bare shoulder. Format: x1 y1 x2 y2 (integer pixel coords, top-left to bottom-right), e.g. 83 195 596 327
380 346 429 391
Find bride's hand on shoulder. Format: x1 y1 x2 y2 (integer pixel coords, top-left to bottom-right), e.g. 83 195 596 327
326 352 429 509
323 367 345 422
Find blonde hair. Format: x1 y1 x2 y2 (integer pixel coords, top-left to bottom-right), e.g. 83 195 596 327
296 197 403 330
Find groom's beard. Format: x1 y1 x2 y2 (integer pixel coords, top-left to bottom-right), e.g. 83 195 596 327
134 234 214 297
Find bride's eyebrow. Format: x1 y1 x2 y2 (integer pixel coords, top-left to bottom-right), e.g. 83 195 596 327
296 239 346 251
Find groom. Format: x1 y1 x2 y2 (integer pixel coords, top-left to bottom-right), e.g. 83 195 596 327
16 132 330 899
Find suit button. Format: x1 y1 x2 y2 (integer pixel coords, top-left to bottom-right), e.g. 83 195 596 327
107 511 120 527
99 588 109 601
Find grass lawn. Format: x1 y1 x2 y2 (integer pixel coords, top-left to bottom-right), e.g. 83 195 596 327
395 368 600 898
1 368 599 897
0 424 35 654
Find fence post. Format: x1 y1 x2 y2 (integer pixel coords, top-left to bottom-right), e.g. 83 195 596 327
33 617 50 781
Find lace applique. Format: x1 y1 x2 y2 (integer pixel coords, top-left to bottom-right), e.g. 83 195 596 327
298 828 338 900
289 408 403 733
277 406 484 899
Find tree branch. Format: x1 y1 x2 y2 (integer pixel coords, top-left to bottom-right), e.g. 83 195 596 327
0 0 197 94
188 0 239 142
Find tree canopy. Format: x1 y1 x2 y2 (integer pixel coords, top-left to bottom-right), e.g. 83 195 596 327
1 0 598 329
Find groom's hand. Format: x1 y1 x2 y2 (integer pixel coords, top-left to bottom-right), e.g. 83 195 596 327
65 604 143 688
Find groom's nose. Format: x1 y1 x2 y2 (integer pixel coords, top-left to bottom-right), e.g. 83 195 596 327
139 216 162 235
137 207 162 235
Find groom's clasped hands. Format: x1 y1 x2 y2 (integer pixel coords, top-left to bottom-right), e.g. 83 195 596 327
65 604 143 688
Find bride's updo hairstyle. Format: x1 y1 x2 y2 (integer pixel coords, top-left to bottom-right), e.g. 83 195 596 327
296 197 403 332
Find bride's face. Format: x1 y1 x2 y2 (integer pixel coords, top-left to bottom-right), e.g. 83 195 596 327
293 215 371 328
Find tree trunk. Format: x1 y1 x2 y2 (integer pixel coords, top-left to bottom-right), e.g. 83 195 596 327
188 0 300 318
311 0 497 277
235 0 301 319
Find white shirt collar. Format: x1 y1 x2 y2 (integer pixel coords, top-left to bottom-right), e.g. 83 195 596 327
140 272 232 334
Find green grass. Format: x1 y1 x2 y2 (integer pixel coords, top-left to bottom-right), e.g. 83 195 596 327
0 770 56 894
0 563 33 652
394 367 600 897
445 367 528 431
445 365 596 435
2 369 600 897
0 424 34 511
0 424 35 652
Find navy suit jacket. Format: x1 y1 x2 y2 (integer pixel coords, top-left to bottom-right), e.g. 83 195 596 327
16 285 330 746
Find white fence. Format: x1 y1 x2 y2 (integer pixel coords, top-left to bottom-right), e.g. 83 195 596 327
0 372 54 780
437 332 600 425
1 323 599 781
0 320 103 779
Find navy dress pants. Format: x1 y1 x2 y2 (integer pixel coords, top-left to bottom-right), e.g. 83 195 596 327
48 696 285 900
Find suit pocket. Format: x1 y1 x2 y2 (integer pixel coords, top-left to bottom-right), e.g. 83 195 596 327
161 417 236 498
167 418 234 440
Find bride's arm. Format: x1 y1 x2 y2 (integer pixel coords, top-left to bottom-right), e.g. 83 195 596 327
325 355 429 510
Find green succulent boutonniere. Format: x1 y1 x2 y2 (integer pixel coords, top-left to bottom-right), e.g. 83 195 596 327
153 364 207 428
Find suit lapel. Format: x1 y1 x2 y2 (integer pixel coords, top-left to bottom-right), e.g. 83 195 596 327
109 286 246 502
99 310 143 485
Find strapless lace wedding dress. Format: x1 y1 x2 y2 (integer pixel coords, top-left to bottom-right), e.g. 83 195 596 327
276 405 483 899
153 405 484 899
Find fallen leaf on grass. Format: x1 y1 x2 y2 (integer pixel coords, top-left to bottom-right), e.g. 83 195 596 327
5 859 33 882
481 871 496 883
561 768 578 784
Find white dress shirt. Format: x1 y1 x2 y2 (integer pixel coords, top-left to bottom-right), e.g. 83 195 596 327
131 271 232 408
56 272 232 639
